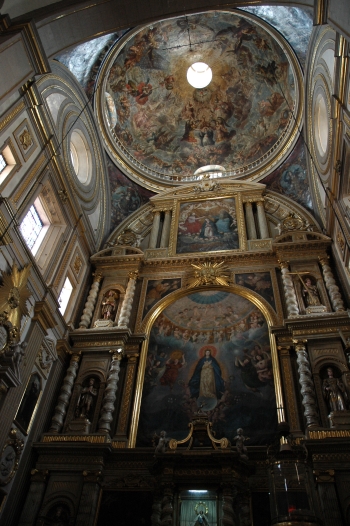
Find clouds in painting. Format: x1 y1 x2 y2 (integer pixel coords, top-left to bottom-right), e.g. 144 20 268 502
235 272 276 311
136 290 277 447
261 136 313 212
107 156 154 233
176 198 239 254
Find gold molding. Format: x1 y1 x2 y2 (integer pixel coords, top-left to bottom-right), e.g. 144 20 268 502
42 435 109 444
0 101 25 134
308 429 350 440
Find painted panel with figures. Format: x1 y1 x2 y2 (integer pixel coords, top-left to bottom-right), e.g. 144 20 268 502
137 290 277 447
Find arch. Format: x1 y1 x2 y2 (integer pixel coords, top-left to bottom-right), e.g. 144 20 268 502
129 284 283 447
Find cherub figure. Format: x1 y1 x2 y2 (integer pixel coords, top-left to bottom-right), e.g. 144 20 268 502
234 428 250 459
153 430 169 455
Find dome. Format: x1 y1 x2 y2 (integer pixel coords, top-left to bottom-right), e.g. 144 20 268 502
95 10 303 191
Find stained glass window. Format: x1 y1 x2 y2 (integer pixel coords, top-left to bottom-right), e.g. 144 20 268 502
20 205 44 249
58 277 73 315
0 154 7 174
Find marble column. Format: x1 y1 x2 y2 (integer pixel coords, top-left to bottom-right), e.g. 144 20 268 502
244 201 257 240
160 210 171 248
49 353 80 433
295 340 320 428
160 486 174 526
117 271 138 329
256 200 269 239
97 349 124 434
149 210 161 249
319 256 345 312
79 272 103 328
279 261 299 317
18 469 49 526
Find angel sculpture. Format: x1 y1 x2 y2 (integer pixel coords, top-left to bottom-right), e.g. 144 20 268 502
153 430 169 455
234 428 250 459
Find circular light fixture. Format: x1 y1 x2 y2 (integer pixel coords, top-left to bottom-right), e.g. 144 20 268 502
187 62 212 88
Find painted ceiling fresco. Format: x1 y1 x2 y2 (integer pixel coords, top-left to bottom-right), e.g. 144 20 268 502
99 10 298 184
107 156 154 233
261 136 313 212
240 6 313 68
137 290 277 446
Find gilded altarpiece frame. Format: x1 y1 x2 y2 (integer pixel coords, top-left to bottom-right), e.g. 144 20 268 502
129 285 284 448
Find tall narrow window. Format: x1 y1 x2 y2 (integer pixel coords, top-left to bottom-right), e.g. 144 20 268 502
58 277 73 315
0 154 7 174
20 198 50 255
20 205 44 249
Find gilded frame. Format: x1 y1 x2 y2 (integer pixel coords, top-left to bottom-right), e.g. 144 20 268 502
128 284 284 447
169 192 247 256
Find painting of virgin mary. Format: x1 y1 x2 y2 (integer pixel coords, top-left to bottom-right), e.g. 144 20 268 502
189 346 225 408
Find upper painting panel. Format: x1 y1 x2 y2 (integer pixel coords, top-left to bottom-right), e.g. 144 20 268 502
95 10 303 191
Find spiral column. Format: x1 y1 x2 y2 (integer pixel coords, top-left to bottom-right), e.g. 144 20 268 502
49 353 80 433
279 261 299 317
97 349 124 434
319 256 345 312
79 271 103 328
117 271 138 329
295 340 320 428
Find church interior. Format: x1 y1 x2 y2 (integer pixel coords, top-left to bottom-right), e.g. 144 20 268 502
0 0 350 524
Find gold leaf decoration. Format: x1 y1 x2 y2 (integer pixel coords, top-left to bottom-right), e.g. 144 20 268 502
188 260 230 288
0 264 32 330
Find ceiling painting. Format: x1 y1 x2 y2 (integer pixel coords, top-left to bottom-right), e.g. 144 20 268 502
96 10 303 190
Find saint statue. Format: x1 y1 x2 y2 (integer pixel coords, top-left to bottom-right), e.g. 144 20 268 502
194 511 209 526
233 428 250 459
76 378 98 419
302 277 321 307
322 367 348 413
101 290 119 320
189 347 225 403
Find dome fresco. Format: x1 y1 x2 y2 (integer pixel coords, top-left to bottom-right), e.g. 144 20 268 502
96 10 303 189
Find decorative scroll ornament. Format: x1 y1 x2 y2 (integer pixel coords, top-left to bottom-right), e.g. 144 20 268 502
188 261 230 287
277 213 313 235
194 174 222 193
116 230 142 247
0 264 31 329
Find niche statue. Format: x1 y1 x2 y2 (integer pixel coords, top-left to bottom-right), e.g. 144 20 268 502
302 277 321 307
101 290 119 320
76 378 98 419
322 367 348 413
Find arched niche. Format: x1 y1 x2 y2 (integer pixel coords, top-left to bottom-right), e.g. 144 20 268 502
132 286 281 448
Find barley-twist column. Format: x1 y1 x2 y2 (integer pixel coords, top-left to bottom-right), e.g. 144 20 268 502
149 210 161 249
160 486 173 526
151 491 162 526
244 201 257 240
279 261 299 317
79 271 103 328
97 348 124 434
160 210 172 248
49 353 80 433
256 200 269 239
294 340 320 428
319 256 345 312
222 487 237 526
117 271 138 328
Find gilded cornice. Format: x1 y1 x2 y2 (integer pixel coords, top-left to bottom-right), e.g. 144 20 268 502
33 299 58 332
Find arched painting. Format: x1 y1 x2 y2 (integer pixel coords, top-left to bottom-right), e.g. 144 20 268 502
136 290 278 446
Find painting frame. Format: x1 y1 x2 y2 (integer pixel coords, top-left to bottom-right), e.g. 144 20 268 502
170 193 246 256
14 371 43 435
129 284 283 447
